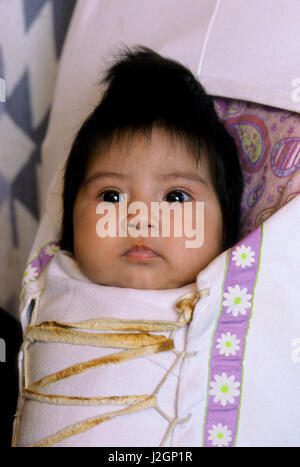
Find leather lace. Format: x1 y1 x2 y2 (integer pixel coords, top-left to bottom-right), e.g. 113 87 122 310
12 288 209 447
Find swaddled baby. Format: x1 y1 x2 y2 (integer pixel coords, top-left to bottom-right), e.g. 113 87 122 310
13 46 243 447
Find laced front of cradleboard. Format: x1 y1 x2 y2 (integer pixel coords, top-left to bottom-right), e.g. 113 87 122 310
12 289 209 447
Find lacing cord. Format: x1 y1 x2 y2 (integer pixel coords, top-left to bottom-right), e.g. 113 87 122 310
12 288 209 448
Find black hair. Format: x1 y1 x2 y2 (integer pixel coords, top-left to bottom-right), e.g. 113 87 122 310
58 45 243 254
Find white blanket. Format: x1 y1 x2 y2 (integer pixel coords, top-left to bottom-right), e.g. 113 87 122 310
13 194 300 447
14 249 199 447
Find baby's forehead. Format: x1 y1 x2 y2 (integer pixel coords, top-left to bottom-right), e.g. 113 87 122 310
87 128 204 172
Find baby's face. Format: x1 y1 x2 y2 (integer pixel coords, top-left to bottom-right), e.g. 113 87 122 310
73 127 223 289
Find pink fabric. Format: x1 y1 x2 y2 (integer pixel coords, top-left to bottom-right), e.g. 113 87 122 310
214 97 300 237
198 0 300 114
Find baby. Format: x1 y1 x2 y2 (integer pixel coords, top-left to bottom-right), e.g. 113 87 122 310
13 46 244 448
58 45 243 291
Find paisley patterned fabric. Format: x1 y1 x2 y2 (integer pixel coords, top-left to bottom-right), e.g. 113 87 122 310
214 98 300 237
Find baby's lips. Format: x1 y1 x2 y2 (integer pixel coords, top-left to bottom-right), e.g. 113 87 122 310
123 244 160 257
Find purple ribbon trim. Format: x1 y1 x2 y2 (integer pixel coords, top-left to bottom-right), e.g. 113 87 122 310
203 225 263 447
20 242 60 293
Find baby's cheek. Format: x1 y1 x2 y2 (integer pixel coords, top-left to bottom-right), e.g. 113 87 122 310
95 205 128 239
73 215 101 268
167 239 203 284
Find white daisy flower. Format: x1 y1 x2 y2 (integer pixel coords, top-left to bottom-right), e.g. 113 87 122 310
208 423 232 447
209 372 240 406
223 285 252 317
216 332 240 356
44 244 59 257
232 245 255 268
22 264 39 285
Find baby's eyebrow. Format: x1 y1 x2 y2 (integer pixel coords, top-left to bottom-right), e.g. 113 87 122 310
157 172 208 186
83 170 208 187
83 171 129 186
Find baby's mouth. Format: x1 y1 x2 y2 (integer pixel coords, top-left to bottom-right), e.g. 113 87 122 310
123 245 160 260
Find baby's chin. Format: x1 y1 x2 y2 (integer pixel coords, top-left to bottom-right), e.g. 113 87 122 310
77 259 196 290
95 276 180 290
85 269 190 290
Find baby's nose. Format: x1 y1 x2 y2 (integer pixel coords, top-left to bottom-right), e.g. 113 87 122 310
128 216 152 232
122 201 160 237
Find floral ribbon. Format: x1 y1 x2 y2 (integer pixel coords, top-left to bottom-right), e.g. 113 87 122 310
202 224 263 447
19 241 59 299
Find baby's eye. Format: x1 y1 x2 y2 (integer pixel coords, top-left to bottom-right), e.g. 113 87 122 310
164 190 192 203
97 190 126 203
